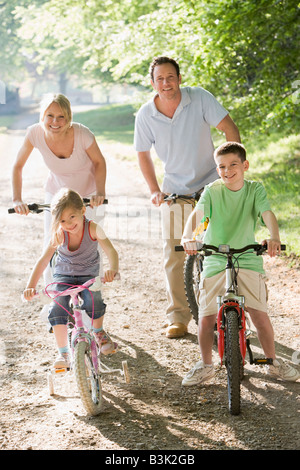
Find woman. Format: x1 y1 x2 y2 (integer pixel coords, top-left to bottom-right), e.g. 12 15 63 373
12 93 107 283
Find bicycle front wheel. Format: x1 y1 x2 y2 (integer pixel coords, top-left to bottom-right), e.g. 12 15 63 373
74 341 102 416
184 254 202 324
225 310 243 415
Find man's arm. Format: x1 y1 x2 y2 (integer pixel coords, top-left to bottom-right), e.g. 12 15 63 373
216 114 241 142
137 151 165 206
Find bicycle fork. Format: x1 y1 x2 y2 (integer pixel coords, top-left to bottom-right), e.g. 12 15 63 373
217 259 247 366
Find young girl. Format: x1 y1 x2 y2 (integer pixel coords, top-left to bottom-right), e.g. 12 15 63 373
23 188 119 369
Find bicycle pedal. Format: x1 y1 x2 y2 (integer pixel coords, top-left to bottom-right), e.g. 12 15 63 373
54 367 69 374
253 358 273 365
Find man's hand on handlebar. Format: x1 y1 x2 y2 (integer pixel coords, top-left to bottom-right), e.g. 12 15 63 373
150 191 166 207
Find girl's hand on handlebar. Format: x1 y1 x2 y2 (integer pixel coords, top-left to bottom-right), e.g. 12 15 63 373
23 288 36 301
102 270 119 283
89 194 106 208
13 201 30 215
262 239 281 257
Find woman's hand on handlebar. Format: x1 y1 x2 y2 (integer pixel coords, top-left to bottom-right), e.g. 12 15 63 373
13 200 30 215
89 194 106 208
262 239 281 257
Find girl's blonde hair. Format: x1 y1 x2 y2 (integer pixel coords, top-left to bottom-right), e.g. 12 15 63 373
50 188 84 245
39 93 72 126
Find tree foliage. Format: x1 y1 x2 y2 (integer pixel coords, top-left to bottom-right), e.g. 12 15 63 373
2 0 299 136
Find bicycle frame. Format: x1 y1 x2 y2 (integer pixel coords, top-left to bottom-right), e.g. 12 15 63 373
44 277 99 373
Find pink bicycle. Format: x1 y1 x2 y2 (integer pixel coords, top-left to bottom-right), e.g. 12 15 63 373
29 276 130 416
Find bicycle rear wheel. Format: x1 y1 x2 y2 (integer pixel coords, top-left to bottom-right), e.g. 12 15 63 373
74 341 102 415
225 310 243 415
184 254 202 324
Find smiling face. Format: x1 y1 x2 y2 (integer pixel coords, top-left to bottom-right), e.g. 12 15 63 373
59 206 86 235
151 62 182 101
215 152 249 191
42 102 70 135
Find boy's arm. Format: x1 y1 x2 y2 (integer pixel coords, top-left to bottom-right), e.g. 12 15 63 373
261 210 281 257
181 206 204 255
90 222 119 282
24 244 57 300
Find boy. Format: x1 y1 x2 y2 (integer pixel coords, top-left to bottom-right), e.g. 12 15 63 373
181 142 299 385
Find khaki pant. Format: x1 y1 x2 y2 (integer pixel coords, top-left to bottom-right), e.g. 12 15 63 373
198 269 268 317
161 198 195 326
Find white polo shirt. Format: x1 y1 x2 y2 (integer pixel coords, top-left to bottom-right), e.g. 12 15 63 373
134 86 228 194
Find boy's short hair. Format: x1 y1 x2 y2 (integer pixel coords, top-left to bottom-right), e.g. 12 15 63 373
214 142 247 162
149 56 180 81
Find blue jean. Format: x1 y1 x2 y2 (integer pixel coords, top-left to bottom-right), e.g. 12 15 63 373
48 275 106 327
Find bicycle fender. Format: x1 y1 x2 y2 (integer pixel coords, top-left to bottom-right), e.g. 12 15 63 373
217 302 243 366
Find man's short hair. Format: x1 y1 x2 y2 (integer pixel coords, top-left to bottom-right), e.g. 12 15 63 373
149 57 180 81
214 142 247 162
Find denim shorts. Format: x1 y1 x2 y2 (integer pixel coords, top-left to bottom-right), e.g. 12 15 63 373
48 275 106 326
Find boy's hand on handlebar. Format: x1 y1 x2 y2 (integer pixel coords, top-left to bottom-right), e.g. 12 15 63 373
262 239 281 257
13 201 30 215
89 194 106 208
181 239 198 255
23 288 36 301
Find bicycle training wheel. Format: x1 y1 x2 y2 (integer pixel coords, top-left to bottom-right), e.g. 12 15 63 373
184 254 202 324
74 341 102 416
225 310 243 415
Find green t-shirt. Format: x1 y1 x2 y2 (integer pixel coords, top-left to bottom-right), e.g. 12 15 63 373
196 179 271 278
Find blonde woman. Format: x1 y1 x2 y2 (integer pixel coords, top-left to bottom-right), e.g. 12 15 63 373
12 93 107 283
23 188 119 369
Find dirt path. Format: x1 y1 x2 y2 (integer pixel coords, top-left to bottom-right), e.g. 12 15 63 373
0 110 299 451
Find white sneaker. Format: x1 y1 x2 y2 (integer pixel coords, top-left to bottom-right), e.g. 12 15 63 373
182 360 215 386
267 358 300 382
54 353 70 369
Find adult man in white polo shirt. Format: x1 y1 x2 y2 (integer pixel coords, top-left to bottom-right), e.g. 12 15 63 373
134 56 241 338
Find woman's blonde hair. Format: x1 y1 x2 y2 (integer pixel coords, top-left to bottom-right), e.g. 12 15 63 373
50 188 84 245
39 93 72 126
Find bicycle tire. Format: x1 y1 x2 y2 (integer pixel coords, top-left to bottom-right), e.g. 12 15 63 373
184 254 202 324
74 341 102 416
225 310 243 415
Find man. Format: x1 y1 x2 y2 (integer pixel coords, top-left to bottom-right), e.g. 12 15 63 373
134 56 241 338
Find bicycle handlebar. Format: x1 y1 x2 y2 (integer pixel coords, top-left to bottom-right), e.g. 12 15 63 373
175 243 286 254
21 273 120 303
164 190 203 203
8 198 108 214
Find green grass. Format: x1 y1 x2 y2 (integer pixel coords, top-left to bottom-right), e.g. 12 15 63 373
246 134 300 257
0 115 15 133
74 104 300 256
73 104 135 145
